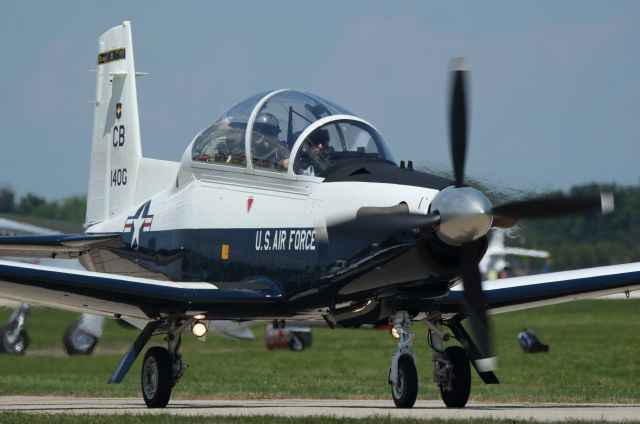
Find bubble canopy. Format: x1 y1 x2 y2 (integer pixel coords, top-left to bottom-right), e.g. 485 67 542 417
190 90 395 177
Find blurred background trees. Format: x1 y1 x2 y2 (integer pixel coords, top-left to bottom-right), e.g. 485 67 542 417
0 185 86 225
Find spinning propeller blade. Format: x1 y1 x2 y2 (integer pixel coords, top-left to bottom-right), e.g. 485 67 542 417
329 213 440 235
450 58 468 188
460 244 494 371
448 59 495 368
492 194 612 228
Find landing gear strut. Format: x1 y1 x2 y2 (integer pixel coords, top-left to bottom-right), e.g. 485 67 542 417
141 319 187 408
426 313 471 408
386 312 489 409
388 311 418 408
108 318 190 409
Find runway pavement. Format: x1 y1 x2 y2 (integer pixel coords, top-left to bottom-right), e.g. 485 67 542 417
0 397 639 421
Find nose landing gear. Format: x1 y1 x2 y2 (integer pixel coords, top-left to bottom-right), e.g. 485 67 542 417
387 311 480 409
388 311 418 408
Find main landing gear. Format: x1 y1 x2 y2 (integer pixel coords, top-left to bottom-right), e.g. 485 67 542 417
1 303 104 356
108 318 190 408
63 315 104 355
140 320 187 408
426 314 471 407
388 311 483 409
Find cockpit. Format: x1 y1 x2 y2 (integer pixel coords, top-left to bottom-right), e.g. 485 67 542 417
187 90 395 178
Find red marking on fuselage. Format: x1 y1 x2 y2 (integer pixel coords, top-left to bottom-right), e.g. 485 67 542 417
247 197 254 213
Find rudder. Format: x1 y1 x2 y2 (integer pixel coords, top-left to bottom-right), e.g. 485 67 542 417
86 21 143 226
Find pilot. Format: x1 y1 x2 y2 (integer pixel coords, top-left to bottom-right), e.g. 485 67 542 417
252 113 290 171
296 128 332 176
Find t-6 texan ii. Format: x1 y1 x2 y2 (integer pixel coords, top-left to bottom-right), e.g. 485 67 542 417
0 21 637 409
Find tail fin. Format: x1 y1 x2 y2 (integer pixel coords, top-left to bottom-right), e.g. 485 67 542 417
86 21 142 226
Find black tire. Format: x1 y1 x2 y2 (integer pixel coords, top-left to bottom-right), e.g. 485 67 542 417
439 346 471 408
391 354 418 408
0 325 29 354
63 324 98 355
294 331 313 348
141 346 173 408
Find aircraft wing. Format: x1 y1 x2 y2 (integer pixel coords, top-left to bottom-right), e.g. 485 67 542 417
0 259 284 320
501 247 549 258
435 262 640 315
0 233 119 259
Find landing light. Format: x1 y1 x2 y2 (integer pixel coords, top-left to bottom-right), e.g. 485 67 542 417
390 327 400 339
192 321 208 337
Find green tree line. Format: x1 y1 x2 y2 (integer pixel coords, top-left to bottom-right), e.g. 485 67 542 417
0 186 86 224
506 182 640 271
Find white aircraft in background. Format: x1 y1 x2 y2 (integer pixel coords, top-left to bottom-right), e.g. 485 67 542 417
0 22 637 409
479 229 549 280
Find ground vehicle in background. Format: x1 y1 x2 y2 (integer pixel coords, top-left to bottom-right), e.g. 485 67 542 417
0 216 101 354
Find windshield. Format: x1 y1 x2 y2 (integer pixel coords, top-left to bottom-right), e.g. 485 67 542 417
293 119 394 177
250 91 350 172
189 90 394 175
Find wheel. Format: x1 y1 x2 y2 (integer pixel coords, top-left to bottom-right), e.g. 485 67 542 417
439 346 471 408
0 325 29 354
141 346 173 408
391 354 418 408
63 323 98 355
294 331 312 348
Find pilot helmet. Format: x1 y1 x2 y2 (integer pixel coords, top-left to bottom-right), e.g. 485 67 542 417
254 113 281 137
308 128 329 146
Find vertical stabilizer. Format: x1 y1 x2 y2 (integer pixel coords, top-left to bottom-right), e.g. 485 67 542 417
86 21 143 225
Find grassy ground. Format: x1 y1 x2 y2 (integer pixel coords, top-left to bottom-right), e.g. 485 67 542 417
0 299 637 403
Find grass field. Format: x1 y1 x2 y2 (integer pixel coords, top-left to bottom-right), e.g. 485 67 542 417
0 299 638 404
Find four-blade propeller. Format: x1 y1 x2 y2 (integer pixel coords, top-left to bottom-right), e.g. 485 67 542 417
327 58 611 371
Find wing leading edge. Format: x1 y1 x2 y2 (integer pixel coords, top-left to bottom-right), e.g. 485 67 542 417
435 262 640 315
0 259 284 320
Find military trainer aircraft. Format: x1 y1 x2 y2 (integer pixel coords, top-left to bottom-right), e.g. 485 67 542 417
0 22 638 409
